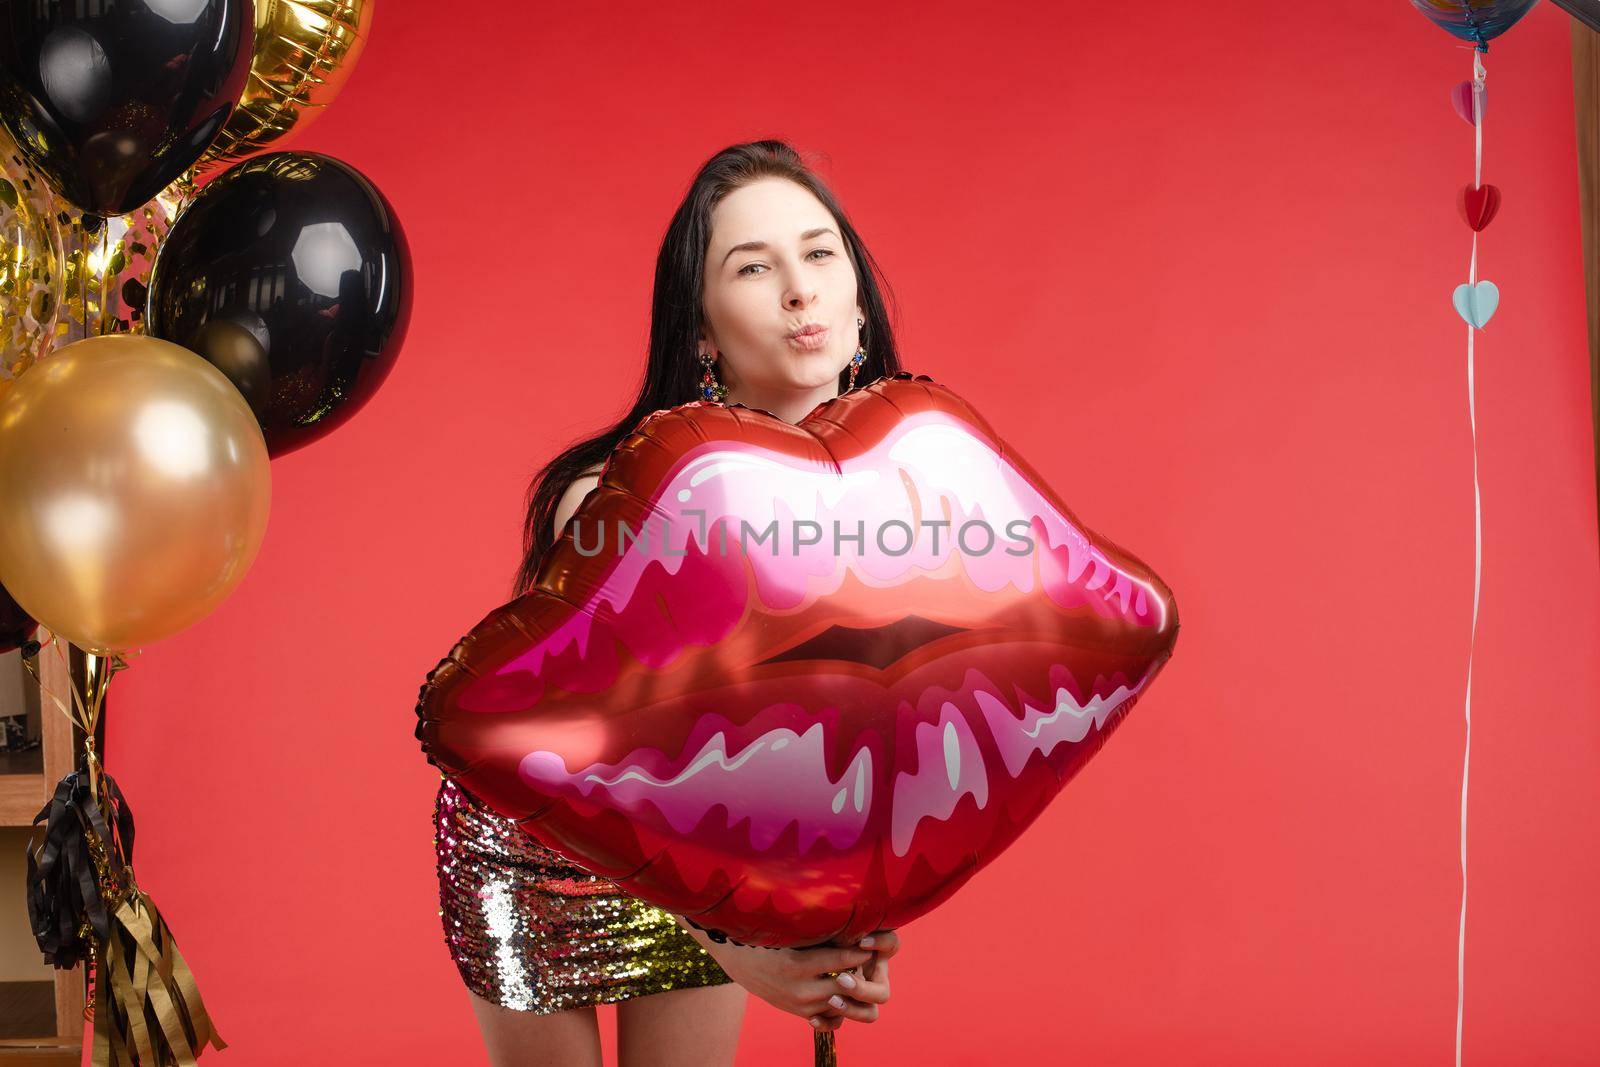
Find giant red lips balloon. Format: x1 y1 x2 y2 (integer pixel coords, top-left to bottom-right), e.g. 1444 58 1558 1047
416 373 1180 947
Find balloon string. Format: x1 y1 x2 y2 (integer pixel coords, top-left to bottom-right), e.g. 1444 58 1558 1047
1457 238 1479 1067
79 225 87 342
96 227 105 337
1457 46 1486 1067
65 640 100 737
15 640 129 786
1473 51 1485 192
19 637 90 734
80 653 120 804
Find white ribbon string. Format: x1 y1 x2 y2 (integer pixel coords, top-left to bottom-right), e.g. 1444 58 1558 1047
1456 45 1486 1067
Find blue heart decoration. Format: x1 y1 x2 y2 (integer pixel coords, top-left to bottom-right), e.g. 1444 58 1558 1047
1453 280 1500 329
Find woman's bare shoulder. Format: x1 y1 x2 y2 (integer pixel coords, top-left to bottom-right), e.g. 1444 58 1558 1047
552 463 606 538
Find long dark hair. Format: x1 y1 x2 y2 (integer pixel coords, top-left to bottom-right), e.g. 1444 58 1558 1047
510 140 904 598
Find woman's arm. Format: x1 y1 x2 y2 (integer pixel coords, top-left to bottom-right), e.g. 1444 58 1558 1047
552 467 898 1031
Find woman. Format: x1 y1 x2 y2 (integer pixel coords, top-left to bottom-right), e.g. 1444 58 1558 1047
434 139 906 1066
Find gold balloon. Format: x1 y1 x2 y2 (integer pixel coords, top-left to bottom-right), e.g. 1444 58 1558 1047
195 0 375 172
0 129 62 402
0 335 271 654
56 180 194 342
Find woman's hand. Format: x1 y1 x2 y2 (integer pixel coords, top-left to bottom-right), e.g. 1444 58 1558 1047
675 918 899 1032
810 929 898 1033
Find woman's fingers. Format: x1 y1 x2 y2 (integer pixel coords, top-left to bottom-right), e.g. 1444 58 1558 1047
855 928 900 960
820 993 880 1024
808 947 875 975
802 957 891 1030
829 961 889 1005
862 953 890 987
809 994 849 1033
805 933 898 1031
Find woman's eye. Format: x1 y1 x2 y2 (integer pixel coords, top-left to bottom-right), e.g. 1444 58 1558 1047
737 249 833 276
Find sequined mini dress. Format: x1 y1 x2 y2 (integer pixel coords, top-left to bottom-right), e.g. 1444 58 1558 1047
432 774 733 1013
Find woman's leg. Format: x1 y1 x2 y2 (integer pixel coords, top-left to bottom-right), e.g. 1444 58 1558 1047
467 989 603 1067
615 983 748 1067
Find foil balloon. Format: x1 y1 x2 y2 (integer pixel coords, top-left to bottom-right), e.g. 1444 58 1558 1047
195 0 375 174
1409 0 1540 50
146 152 411 458
56 182 192 342
0 129 61 400
416 373 1181 948
0 0 253 216
0 334 271 655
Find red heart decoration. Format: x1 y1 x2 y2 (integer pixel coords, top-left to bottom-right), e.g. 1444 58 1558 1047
1459 183 1501 232
416 373 1181 946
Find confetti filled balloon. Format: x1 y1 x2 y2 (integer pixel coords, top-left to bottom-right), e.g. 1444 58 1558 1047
195 0 376 173
417 374 1181 948
1410 0 1539 50
0 130 60 398
55 182 192 342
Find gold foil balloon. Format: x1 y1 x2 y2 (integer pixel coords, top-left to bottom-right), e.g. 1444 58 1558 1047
0 130 62 400
195 0 375 173
56 181 194 342
0 335 271 655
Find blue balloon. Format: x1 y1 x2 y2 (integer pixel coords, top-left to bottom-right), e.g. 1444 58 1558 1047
1410 0 1541 50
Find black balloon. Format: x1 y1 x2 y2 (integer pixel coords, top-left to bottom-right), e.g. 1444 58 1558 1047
147 152 411 458
0 0 253 217
0 581 38 655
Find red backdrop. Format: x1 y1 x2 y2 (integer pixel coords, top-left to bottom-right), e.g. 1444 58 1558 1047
98 1 1600 1063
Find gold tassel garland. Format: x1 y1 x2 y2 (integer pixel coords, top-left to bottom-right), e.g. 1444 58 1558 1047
91 885 227 1065
23 641 225 1065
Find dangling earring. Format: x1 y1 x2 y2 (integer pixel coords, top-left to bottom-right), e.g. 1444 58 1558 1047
698 348 728 403
847 317 867 390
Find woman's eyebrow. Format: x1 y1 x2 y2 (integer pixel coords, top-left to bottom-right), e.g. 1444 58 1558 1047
721 227 838 264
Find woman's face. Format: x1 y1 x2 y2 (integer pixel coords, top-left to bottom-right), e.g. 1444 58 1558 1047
700 177 864 404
